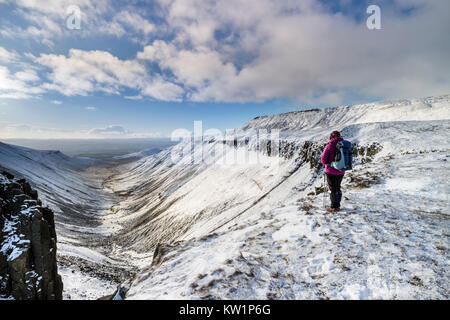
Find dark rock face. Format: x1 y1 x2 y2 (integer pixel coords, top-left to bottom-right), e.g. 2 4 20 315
0 171 63 300
151 243 175 267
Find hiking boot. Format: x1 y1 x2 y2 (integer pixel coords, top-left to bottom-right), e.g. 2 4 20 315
326 207 340 213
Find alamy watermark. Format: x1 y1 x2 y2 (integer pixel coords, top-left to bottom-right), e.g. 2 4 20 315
366 4 381 30
65 4 381 31
170 121 282 168
66 5 81 30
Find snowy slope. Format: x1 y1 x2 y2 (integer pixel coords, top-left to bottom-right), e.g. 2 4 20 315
0 142 98 221
0 142 132 299
128 149 449 300
106 95 450 254
120 96 450 300
242 94 450 133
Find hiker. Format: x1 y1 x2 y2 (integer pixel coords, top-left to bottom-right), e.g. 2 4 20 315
321 130 345 212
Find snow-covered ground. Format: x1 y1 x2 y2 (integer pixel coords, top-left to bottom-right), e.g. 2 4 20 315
123 95 450 300
1 94 449 299
127 148 449 299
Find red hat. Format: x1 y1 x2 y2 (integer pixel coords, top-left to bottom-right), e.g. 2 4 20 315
330 131 340 139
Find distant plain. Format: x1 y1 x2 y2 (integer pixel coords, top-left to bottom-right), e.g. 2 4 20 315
1 138 177 159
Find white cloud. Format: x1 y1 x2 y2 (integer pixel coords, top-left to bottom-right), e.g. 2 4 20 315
124 95 143 100
142 0 450 104
14 69 39 82
88 125 129 135
7 1 155 45
51 100 63 104
97 11 156 38
113 11 155 35
1 0 449 104
138 41 236 89
20 11 63 38
14 0 106 16
140 77 184 102
0 0 113 47
85 106 97 110
36 49 146 96
0 47 20 63
35 49 184 101
0 65 44 99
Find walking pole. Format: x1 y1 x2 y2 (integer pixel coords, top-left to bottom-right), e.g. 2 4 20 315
323 172 327 209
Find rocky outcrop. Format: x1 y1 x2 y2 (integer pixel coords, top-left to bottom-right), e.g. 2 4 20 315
0 171 63 300
151 243 176 267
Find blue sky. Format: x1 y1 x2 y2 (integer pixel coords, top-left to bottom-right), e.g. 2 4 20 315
0 0 449 139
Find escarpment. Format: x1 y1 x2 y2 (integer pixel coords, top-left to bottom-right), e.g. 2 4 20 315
0 171 63 300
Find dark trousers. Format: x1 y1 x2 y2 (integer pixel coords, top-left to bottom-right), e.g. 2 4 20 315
326 173 343 209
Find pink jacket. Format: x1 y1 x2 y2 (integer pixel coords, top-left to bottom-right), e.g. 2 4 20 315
321 137 345 175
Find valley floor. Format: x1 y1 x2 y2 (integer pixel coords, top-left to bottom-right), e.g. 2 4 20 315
55 160 144 300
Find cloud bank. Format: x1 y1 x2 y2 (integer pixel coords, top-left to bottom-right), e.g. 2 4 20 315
0 123 164 139
0 0 449 105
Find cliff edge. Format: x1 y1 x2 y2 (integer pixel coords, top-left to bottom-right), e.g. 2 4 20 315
0 171 63 300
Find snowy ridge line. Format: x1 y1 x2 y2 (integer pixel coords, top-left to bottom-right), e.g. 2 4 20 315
241 94 450 133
